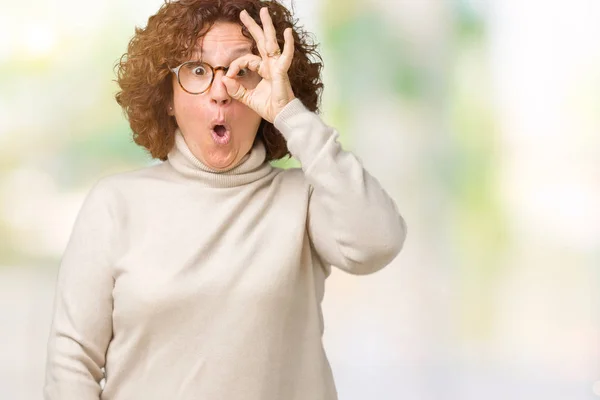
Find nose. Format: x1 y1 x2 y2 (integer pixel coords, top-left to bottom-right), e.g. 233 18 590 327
209 69 231 106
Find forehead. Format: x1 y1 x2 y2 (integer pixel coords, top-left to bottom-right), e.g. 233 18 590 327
193 21 253 59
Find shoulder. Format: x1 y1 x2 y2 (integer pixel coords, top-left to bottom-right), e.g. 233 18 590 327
271 166 311 190
270 165 302 181
79 162 162 217
91 161 167 197
98 161 166 186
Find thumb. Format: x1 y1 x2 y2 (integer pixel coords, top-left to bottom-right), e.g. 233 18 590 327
222 76 249 103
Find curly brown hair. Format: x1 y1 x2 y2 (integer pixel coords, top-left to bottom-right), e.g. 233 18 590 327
115 0 323 162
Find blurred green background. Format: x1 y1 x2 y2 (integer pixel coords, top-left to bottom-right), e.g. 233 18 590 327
1 0 599 399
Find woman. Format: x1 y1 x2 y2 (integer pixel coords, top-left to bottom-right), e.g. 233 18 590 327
44 0 407 399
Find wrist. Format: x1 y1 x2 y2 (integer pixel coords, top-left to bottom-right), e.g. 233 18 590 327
270 95 295 124
273 98 310 134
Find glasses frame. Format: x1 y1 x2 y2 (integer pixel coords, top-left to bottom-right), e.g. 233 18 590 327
170 61 230 95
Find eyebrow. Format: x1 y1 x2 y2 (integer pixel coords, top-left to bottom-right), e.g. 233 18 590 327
194 46 253 62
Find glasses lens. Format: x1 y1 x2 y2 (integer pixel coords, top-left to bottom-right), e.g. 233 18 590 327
179 62 212 94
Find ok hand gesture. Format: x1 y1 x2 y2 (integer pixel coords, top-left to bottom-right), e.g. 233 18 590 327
222 7 296 124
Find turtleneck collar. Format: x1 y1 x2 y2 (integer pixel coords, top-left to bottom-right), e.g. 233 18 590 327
166 128 274 188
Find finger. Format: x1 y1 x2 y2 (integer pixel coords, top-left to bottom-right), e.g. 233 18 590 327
225 54 263 78
279 27 294 70
240 9 267 57
222 75 251 104
260 7 279 55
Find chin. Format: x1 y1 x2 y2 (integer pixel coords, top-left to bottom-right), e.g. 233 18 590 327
205 152 239 171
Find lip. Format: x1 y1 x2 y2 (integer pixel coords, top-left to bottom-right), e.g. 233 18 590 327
209 118 231 131
209 119 231 145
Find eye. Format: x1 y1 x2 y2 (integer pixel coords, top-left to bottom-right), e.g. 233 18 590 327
237 68 249 77
192 65 208 76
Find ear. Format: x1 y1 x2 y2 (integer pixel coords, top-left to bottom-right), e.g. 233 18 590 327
167 103 174 116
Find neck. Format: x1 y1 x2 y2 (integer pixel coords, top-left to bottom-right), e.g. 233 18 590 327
167 128 273 188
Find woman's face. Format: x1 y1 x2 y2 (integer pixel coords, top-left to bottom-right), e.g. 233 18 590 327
170 21 263 171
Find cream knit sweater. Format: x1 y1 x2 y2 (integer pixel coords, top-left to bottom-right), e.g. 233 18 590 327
44 98 407 400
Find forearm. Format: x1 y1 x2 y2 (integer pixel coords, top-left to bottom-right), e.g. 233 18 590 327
44 300 110 399
274 99 407 274
44 179 117 398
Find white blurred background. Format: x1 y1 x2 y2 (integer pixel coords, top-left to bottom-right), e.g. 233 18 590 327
1 0 599 399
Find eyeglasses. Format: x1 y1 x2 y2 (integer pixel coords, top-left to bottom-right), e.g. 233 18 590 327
170 60 261 95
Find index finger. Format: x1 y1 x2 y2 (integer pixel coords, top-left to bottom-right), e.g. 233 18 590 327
225 54 263 78
240 10 267 57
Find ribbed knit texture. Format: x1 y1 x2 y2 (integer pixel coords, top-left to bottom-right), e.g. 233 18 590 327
167 127 274 187
44 98 407 400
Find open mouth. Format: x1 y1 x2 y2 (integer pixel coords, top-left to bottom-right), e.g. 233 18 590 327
214 125 226 137
211 124 231 144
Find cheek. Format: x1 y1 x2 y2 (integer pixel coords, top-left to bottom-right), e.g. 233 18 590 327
174 90 193 111
172 78 204 118
237 104 262 127
174 93 210 122
237 107 262 141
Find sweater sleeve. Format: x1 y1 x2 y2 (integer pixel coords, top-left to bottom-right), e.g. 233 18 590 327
274 99 407 275
44 179 117 399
